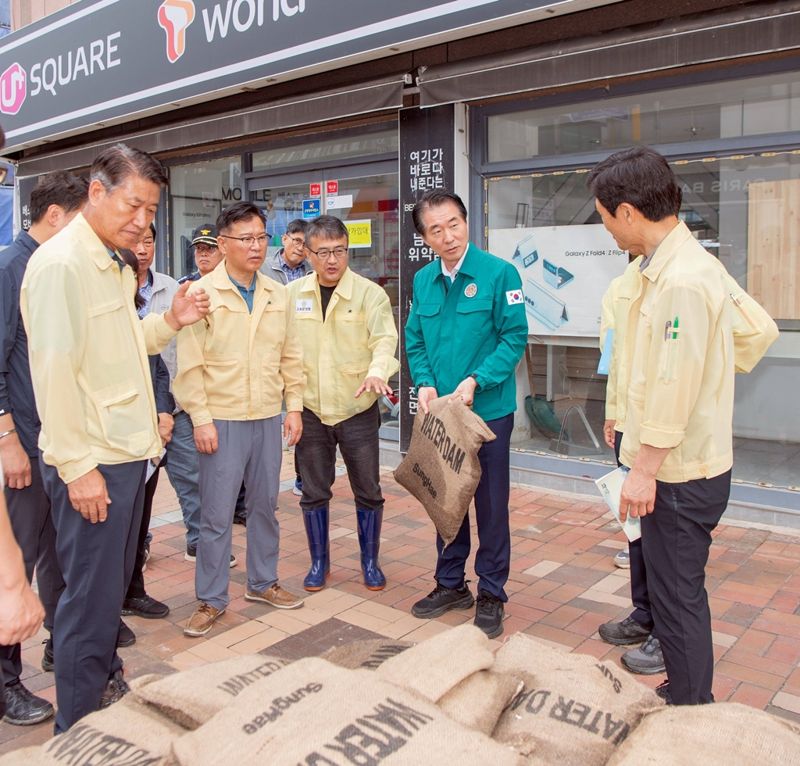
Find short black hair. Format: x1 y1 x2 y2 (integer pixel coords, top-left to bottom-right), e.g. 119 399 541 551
306 215 348 243
30 171 88 223
412 190 468 236
216 201 266 233
91 143 168 192
587 146 682 222
285 218 308 236
149 222 156 237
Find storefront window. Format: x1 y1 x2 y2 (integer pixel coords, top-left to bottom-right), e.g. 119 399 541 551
167 155 243 278
251 129 397 171
486 149 800 489
488 72 800 162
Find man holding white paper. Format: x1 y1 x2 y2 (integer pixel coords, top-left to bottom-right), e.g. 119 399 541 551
588 146 776 706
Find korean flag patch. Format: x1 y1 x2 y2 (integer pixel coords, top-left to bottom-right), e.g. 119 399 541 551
506 289 523 305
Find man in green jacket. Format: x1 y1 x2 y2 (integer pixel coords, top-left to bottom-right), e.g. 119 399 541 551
405 190 527 638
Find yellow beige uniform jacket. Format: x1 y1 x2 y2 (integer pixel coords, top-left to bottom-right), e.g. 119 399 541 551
620 221 752 483
600 256 644 432
174 262 303 426
20 213 177 484
287 268 399 427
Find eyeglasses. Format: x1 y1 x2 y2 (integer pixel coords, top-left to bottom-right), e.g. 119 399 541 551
306 245 348 260
219 233 268 247
284 236 305 248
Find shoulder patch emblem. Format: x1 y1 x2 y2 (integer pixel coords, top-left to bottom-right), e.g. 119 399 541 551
506 289 523 305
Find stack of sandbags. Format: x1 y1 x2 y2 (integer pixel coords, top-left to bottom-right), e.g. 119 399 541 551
374 623 522 735
606 702 800 765
0 695 185 766
170 655 524 765
130 653 292 729
321 638 413 670
491 633 662 765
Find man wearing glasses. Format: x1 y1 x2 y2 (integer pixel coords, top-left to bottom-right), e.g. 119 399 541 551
288 215 398 592
264 218 312 286
176 202 305 637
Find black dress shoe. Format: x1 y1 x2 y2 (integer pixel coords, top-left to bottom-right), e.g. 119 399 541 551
598 615 652 646
2 680 54 725
99 670 129 709
474 590 504 639
117 619 136 648
655 679 672 704
411 583 474 618
41 637 54 673
122 594 170 619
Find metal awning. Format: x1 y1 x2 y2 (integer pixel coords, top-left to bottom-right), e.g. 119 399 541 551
16 75 408 177
418 1 800 106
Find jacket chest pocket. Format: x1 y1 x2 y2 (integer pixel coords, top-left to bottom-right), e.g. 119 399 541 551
456 297 493 334
415 303 442 346
85 297 135 367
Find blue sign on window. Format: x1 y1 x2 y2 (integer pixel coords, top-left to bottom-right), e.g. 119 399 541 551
302 199 321 219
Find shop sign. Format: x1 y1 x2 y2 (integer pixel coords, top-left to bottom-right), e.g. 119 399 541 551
309 182 321 197
326 194 352 209
398 104 455 452
326 180 339 195
345 219 371 248
0 0 570 153
301 198 321 219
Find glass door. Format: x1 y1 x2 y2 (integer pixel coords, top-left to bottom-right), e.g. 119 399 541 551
247 160 399 309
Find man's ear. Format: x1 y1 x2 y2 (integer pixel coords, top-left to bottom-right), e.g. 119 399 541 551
45 204 66 229
616 202 637 224
87 178 106 206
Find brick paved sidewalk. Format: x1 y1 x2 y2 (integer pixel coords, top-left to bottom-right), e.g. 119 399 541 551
3 458 800 754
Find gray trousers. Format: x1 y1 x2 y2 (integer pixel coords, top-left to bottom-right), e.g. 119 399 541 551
0 458 64 684
197 417 282 609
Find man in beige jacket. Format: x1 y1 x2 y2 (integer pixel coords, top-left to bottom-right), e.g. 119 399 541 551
588 146 776 706
176 202 305 638
21 144 209 732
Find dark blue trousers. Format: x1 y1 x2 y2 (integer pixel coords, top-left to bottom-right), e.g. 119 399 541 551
642 470 731 705
434 412 513 602
41 457 146 733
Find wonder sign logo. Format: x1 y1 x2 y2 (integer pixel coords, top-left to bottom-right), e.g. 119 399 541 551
0 63 27 115
158 0 196 63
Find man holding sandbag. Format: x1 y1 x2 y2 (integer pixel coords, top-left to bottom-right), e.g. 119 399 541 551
405 190 527 638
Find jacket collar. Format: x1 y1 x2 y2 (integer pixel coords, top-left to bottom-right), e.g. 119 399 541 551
298 266 354 300
433 242 478 283
210 259 276 294
71 213 122 272
641 221 693 284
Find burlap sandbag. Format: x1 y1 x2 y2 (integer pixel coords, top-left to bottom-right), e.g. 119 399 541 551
492 633 661 765
607 702 800 765
394 397 495 545
19 696 185 766
0 746 50 765
171 657 523 766
131 653 292 729
376 623 494 702
321 638 414 670
439 669 524 736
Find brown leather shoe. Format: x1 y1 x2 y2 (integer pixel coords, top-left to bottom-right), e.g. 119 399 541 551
184 602 225 637
245 583 304 610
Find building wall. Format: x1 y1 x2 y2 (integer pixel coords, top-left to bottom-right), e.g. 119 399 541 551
11 0 73 30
